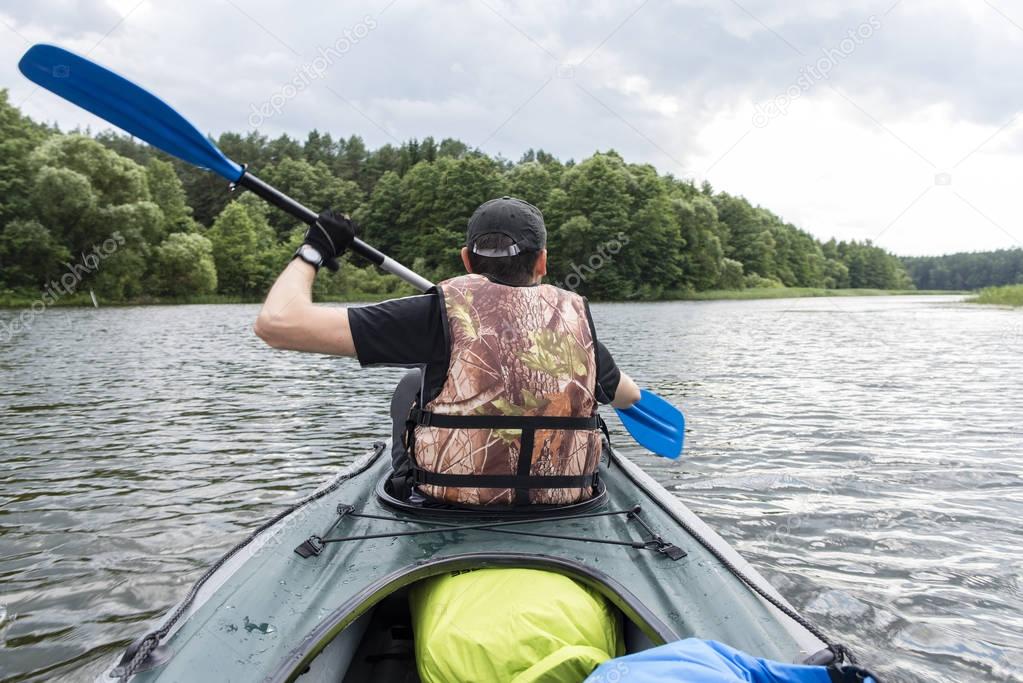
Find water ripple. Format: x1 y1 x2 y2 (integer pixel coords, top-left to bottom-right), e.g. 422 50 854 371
1 296 1020 682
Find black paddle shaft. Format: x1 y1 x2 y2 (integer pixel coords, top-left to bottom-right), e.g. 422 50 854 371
235 172 434 292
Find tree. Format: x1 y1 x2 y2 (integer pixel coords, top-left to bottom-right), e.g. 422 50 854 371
303 129 336 167
0 89 50 226
88 201 164 298
0 92 922 301
504 162 554 208
22 134 170 299
823 257 850 289
265 134 303 165
676 197 723 291
31 134 148 207
29 166 97 241
335 135 367 185
438 138 469 159
716 258 745 289
902 248 1023 290
260 158 363 238
153 232 217 295
206 195 277 296
356 170 403 256
550 153 635 298
0 220 70 288
146 158 194 232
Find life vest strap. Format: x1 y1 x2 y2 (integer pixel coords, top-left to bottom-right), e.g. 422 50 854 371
413 408 601 430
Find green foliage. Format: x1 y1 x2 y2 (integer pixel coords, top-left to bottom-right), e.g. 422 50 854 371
970 284 1023 306
0 89 51 226
29 165 96 231
744 273 784 288
206 195 276 296
260 157 363 238
146 158 194 232
153 232 217 295
676 197 723 291
356 170 403 256
0 95 921 302
829 239 912 289
904 248 1023 290
31 134 149 206
0 219 70 288
716 258 745 290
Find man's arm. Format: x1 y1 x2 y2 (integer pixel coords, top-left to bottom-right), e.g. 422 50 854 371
254 258 356 356
611 371 641 409
254 209 358 355
593 337 641 409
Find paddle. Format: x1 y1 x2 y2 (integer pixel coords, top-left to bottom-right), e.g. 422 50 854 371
19 43 686 459
17 43 433 292
615 390 685 459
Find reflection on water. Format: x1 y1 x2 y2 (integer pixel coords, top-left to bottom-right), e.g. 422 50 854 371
0 296 1020 682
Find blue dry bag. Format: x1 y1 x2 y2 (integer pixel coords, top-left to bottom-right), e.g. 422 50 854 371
585 639 878 683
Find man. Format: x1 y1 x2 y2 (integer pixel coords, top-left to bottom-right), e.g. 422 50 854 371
255 196 639 506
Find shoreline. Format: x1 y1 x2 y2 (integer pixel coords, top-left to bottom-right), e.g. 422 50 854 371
0 287 967 309
661 287 963 302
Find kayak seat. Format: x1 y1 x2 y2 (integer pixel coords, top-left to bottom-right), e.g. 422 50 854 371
340 590 421 683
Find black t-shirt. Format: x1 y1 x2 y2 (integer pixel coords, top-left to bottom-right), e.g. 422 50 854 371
348 290 622 405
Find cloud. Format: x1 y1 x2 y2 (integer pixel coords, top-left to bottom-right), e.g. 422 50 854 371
1 0 1021 255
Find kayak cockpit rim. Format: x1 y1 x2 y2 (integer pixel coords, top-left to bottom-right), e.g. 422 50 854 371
265 552 678 683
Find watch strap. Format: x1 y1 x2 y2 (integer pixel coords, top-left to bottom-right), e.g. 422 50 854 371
293 244 323 271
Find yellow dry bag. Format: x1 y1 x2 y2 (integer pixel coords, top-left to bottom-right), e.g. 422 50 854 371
410 568 622 683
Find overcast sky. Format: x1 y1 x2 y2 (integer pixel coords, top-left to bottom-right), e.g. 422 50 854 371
2 0 1022 256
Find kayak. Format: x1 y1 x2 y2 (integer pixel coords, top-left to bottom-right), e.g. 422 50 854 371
102 441 850 682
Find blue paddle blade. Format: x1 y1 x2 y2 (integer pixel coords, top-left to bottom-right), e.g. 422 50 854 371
18 44 243 182
615 389 685 459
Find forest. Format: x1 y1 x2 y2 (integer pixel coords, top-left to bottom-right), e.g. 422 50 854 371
902 249 1023 291
1 88 918 304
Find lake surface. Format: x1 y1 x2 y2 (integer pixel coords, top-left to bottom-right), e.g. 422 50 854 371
1 295 1020 682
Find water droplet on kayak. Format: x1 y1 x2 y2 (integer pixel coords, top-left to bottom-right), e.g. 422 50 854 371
278 579 286 585
243 616 277 635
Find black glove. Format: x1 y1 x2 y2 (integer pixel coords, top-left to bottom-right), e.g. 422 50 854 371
305 209 356 272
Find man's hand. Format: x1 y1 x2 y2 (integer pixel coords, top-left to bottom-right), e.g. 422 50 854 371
304 209 356 271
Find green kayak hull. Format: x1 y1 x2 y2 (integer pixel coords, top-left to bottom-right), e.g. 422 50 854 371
104 443 833 682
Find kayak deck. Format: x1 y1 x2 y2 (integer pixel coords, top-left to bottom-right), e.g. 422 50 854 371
117 443 830 682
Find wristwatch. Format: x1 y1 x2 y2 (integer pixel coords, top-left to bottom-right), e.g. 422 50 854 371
293 244 324 271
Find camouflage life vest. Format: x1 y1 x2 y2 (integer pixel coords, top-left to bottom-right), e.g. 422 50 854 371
409 274 604 506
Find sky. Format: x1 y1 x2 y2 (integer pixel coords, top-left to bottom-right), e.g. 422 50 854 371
2 0 1022 257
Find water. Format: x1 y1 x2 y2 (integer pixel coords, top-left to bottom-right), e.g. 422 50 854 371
1 296 1020 682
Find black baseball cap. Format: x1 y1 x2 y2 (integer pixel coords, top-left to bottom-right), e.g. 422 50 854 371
466 196 546 257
